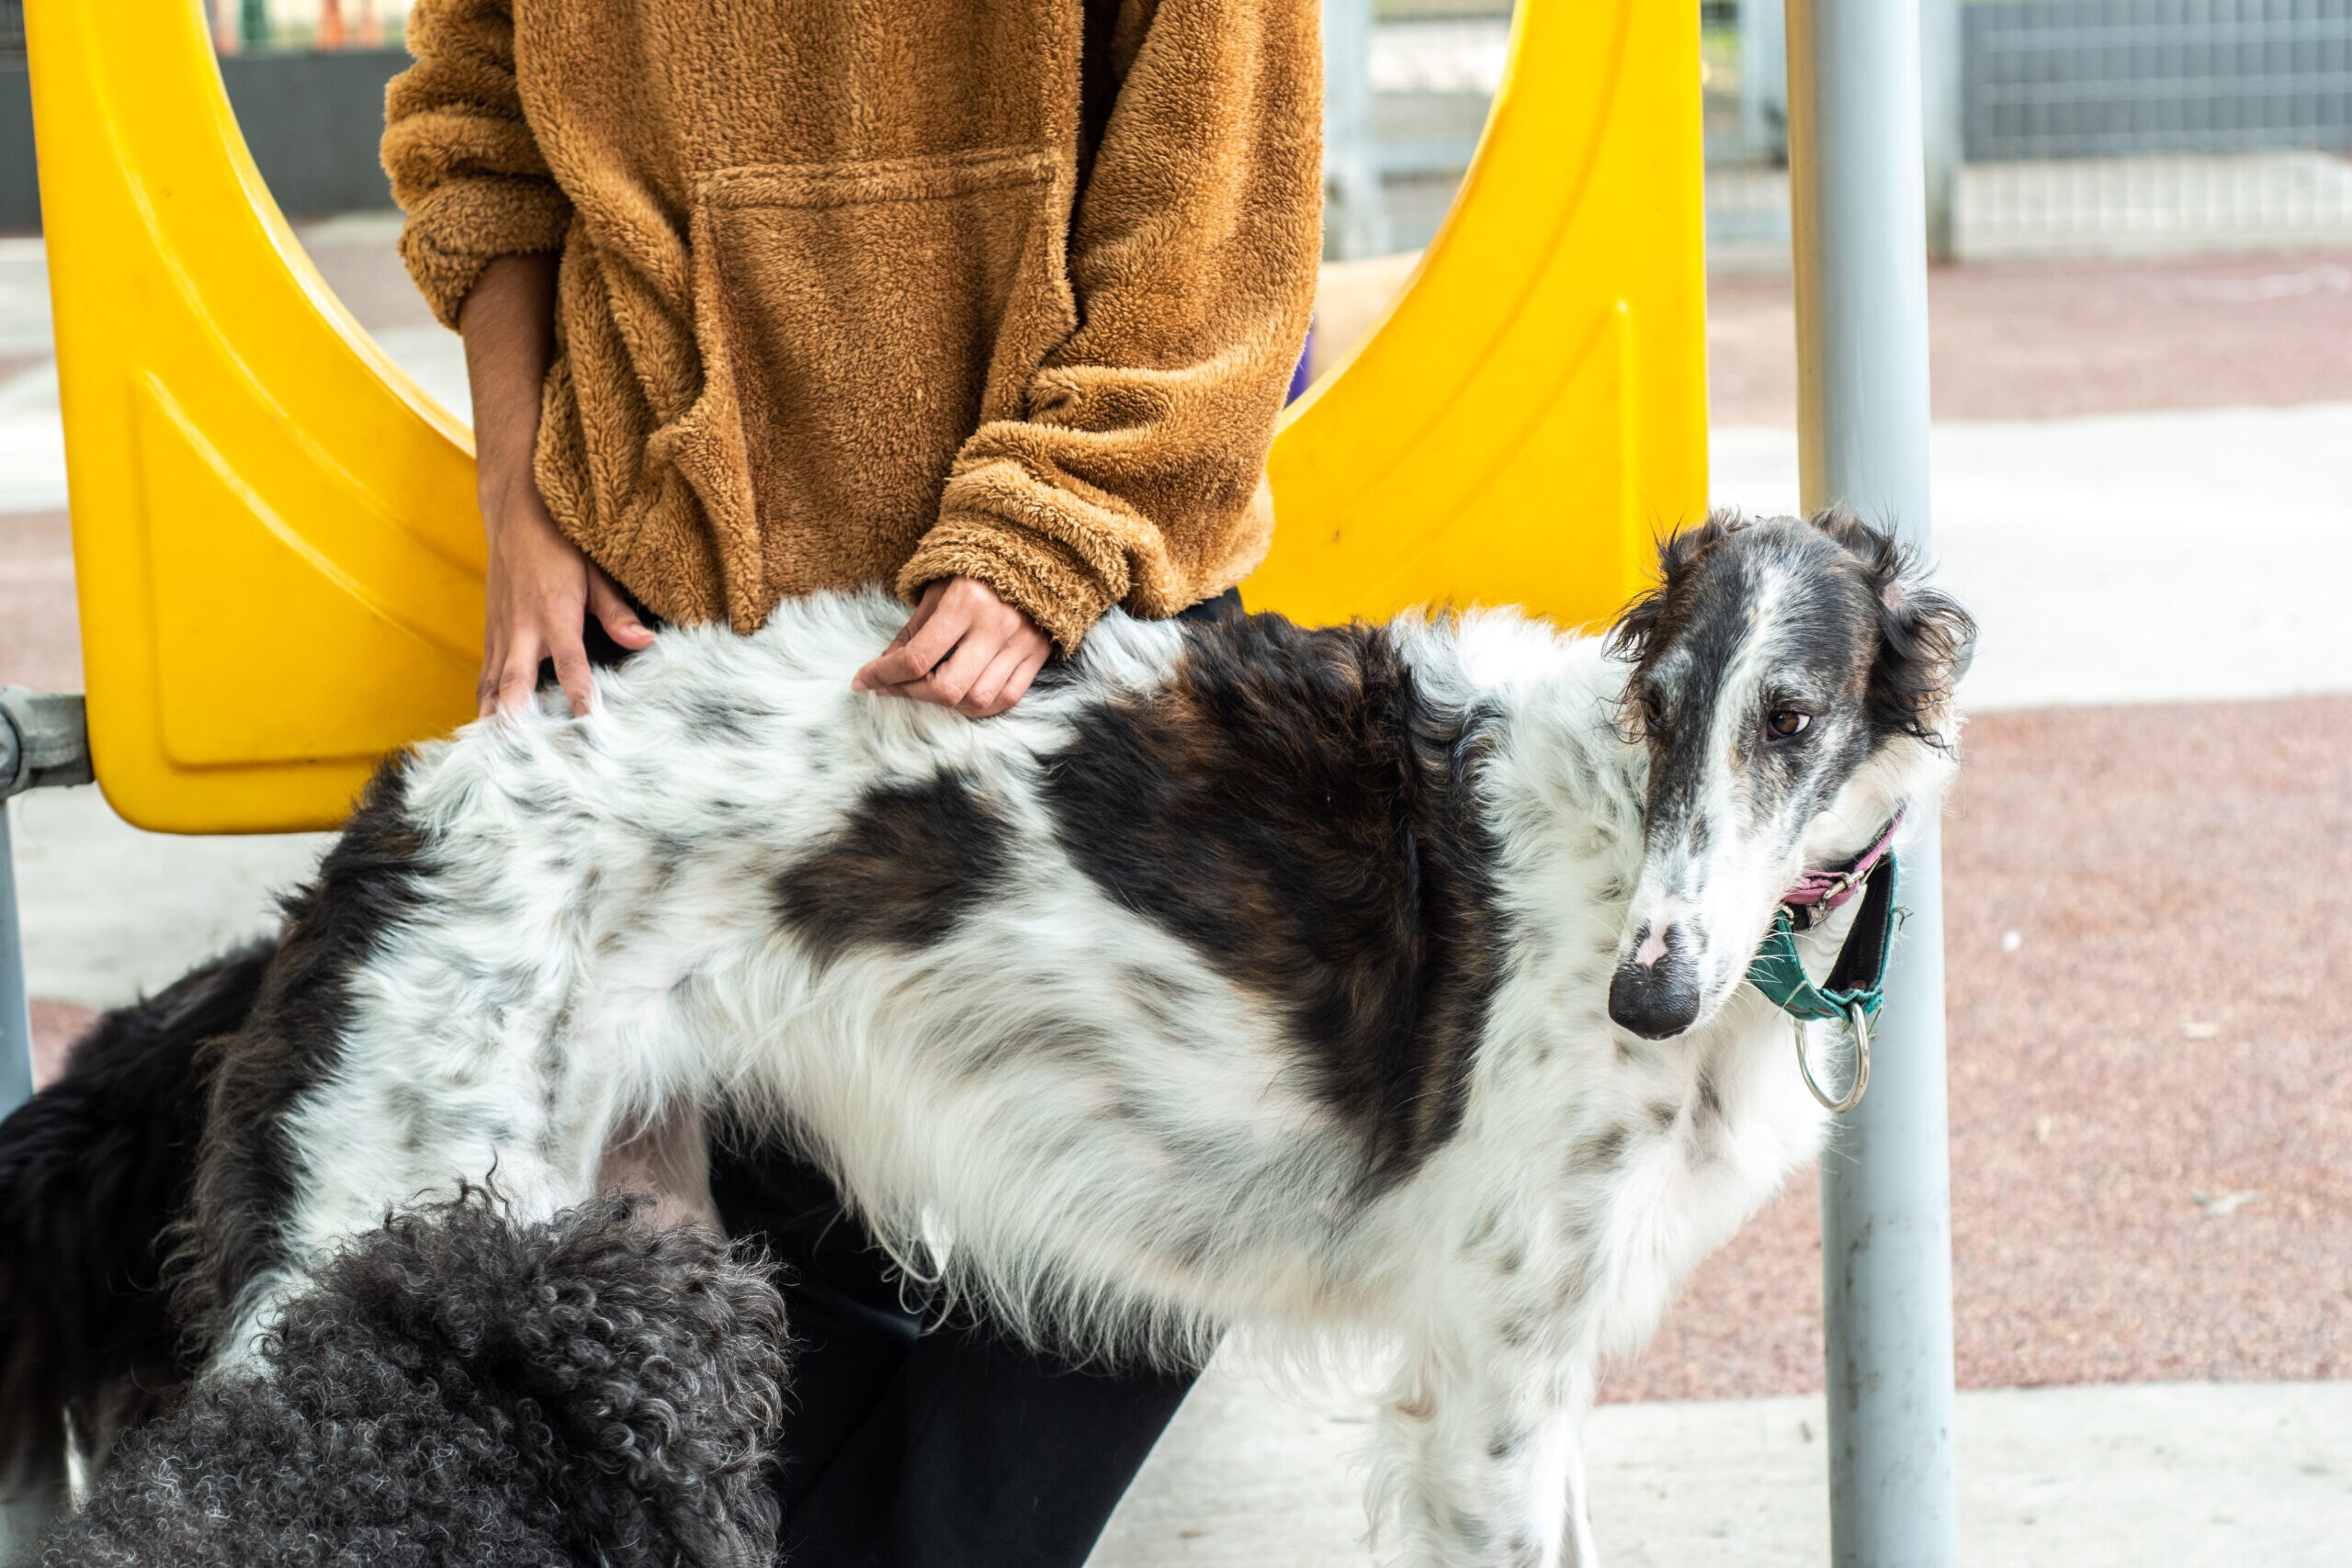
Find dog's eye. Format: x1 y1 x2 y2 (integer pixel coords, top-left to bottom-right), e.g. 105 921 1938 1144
1766 709 1812 739
1640 692 1666 731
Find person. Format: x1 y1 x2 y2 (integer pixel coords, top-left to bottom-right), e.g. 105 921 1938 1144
380 2 1321 1562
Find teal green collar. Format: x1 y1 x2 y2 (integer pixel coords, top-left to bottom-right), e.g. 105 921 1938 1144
1746 845 1904 1111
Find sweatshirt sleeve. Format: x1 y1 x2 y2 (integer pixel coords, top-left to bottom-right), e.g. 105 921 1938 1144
380 0 572 329
897 0 1323 653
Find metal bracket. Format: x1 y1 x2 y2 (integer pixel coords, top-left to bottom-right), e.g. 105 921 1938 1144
0 688 94 799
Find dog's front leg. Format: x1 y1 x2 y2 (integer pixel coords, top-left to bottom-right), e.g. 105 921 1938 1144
1379 1346 1599 1567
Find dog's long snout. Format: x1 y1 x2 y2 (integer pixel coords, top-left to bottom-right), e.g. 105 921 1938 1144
1609 922 1702 1040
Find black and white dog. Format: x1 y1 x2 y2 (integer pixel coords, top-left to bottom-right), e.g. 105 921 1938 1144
2 509 1969 1566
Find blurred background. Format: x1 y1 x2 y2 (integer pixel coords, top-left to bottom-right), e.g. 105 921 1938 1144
1 3 2347 1562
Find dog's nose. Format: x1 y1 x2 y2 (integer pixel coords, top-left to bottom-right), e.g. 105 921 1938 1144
1609 924 1702 1040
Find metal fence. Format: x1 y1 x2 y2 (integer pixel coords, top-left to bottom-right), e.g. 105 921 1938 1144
1956 0 2352 255
1964 0 2352 159
1 1 24 61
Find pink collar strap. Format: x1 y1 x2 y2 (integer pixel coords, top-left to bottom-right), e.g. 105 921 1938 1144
1781 810 1905 928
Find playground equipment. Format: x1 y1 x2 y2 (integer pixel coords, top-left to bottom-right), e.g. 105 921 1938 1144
25 0 1708 836
4 1 1956 1563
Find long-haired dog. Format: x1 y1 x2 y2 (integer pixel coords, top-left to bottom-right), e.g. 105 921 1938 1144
0 510 1969 1565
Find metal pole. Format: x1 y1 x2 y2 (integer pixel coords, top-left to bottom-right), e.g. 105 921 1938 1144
1321 0 1386 261
0 691 91 1553
1783 4 1961 1566
1919 0 1964 263
0 808 32 1120
1739 0 1788 164
0 802 42 1557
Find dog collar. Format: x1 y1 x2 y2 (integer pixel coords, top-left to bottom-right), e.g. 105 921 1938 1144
1776 810 1903 931
1747 814 1907 1113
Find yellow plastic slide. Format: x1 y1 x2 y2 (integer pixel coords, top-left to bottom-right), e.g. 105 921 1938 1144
25 0 1706 833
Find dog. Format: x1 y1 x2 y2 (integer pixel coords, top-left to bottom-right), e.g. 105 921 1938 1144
37 1191 786 1566
0 508 1969 1566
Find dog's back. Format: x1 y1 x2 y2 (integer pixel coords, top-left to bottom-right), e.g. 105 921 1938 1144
0 942 274 1495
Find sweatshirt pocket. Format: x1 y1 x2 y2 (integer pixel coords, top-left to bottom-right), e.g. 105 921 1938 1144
692 147 1076 603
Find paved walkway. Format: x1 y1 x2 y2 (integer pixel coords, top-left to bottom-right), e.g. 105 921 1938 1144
1091 1369 2352 1566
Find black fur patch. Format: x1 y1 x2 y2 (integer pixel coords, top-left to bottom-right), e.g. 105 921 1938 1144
772 772 1012 965
173 756 430 1345
1043 612 1505 1186
0 942 273 1492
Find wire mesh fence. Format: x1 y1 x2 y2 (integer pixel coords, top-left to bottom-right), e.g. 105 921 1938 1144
1958 0 2352 254
1964 0 2352 159
1333 0 2352 264
1 1 25 62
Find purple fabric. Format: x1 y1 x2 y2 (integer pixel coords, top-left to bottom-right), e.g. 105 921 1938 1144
1286 324 1315 404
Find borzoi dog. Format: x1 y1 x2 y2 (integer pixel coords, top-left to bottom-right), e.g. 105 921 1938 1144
4 508 1969 1565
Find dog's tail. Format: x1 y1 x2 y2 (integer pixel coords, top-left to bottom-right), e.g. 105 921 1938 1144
0 941 275 1495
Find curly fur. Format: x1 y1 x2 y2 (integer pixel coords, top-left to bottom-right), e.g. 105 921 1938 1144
39 1192 787 1567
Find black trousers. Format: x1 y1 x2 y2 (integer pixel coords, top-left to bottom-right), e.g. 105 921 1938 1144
707 1151 1195 1568
695 586 1240 1567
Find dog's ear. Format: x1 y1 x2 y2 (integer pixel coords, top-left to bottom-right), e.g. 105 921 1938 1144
1607 511 1745 667
1809 507 1975 745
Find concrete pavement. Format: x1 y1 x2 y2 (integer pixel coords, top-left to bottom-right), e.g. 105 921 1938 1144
1091 1364 2352 1566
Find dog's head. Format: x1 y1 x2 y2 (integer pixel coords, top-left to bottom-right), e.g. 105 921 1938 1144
1601 509 1973 1041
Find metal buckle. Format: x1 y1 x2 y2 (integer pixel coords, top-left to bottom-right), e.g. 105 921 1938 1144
1794 1002 1871 1113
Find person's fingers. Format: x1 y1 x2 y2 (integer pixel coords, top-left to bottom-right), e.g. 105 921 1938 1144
856 591 978 693
586 570 656 650
891 581 945 651
548 623 596 717
886 623 1004 709
958 639 1033 716
850 582 945 692
989 646 1052 716
478 630 507 717
494 628 546 715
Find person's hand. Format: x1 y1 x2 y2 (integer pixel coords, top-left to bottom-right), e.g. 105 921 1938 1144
479 486 653 716
853 577 1052 718
459 253 651 718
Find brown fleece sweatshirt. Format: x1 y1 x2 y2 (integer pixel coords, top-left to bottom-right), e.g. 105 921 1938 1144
382 0 1321 650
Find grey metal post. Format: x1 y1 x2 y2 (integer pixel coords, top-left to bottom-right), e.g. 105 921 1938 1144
1783 4 1961 1566
0 808 33 1121
1918 0 1964 263
1739 0 1789 164
0 689 93 1557
1321 0 1386 261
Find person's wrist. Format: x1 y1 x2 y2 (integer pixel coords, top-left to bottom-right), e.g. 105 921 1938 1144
479 473 549 544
